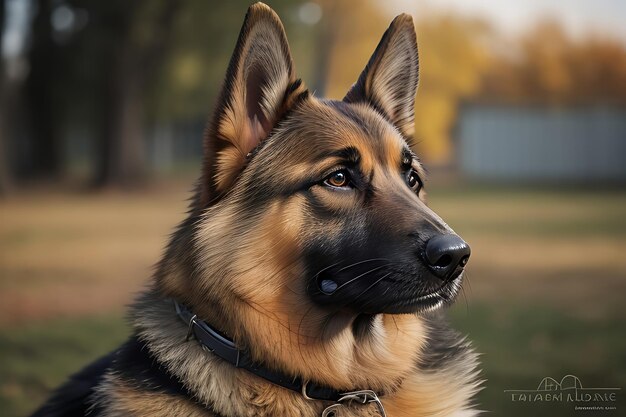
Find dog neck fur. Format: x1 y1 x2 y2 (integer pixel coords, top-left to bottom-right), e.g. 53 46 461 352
124 289 481 417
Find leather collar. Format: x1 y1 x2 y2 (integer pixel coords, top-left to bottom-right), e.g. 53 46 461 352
173 300 374 402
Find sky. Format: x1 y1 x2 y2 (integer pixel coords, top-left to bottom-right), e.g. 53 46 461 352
2 0 30 58
385 0 626 44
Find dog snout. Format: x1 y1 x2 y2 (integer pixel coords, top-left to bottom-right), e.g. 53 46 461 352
423 234 471 281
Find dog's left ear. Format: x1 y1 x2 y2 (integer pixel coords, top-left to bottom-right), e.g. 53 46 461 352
344 14 419 139
201 3 307 206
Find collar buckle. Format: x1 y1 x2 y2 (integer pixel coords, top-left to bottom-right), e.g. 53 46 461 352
185 313 198 341
337 389 379 404
319 389 386 417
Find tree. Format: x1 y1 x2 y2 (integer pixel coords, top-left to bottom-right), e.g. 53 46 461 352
24 0 65 180
480 19 626 104
89 0 181 188
0 0 10 195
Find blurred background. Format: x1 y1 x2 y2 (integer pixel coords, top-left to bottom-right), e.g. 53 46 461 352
0 0 625 416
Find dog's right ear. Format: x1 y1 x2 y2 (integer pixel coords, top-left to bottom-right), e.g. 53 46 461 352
200 2 307 207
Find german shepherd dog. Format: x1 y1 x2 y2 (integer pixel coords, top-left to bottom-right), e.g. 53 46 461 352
32 3 480 416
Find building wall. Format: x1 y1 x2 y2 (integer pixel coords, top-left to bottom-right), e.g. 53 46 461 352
457 105 626 182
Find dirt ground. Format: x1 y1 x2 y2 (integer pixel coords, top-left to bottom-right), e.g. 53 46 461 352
0 185 187 325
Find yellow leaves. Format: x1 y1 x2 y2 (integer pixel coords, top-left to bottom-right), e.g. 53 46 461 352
485 18 626 104
416 15 491 97
325 1 390 99
173 53 203 90
414 91 456 164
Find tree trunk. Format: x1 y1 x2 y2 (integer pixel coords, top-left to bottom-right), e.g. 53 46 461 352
93 42 146 188
92 0 180 188
0 0 12 196
25 0 62 179
310 2 338 96
0 79 17 196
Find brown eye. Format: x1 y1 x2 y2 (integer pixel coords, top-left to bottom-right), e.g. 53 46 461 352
407 171 422 192
325 170 350 188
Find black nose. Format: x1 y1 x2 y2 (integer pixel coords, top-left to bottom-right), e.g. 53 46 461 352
424 234 471 281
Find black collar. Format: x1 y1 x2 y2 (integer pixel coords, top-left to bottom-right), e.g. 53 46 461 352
173 300 382 404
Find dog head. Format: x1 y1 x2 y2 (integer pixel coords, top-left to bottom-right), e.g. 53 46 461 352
158 2 470 390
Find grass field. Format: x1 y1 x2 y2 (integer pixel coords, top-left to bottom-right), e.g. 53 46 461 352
1 182 625 416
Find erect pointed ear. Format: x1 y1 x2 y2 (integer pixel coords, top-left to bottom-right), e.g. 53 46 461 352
344 14 419 139
201 2 307 206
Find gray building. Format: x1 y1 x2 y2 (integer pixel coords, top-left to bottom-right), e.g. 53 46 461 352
456 104 626 183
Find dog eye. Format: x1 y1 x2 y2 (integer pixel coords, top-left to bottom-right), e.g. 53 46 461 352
324 170 351 188
407 171 422 193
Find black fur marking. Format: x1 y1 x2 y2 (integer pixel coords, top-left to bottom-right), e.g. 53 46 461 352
326 146 361 165
284 78 303 97
325 100 382 139
113 336 193 396
113 337 225 415
401 148 415 169
418 311 473 371
302 189 338 221
352 314 376 340
30 337 224 417
29 352 114 417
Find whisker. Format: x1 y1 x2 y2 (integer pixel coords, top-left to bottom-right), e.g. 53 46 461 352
352 272 393 303
311 257 389 281
461 285 469 314
312 260 344 279
333 264 391 292
336 258 390 273
465 271 474 295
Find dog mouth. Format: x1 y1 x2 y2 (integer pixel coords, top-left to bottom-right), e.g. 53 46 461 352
312 264 465 315
379 273 464 314
351 275 463 336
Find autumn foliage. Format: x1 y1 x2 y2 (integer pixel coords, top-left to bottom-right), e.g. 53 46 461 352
324 5 626 164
